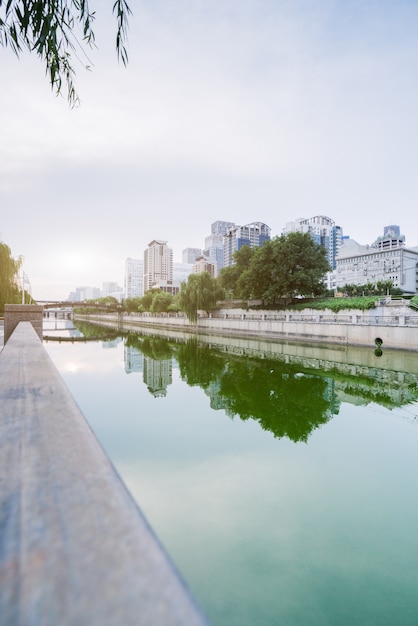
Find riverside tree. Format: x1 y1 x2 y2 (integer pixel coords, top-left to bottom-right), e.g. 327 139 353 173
179 272 225 324
219 245 255 299
221 232 330 305
0 0 132 106
0 241 22 314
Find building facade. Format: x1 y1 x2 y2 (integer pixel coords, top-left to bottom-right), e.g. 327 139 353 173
193 256 216 277
336 239 418 294
143 240 173 293
203 220 235 273
124 258 144 299
283 215 343 270
182 248 202 264
223 222 271 267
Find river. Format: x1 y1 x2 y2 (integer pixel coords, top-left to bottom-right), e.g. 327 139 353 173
43 319 418 626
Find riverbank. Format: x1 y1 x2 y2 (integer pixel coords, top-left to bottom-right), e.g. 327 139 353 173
74 303 418 351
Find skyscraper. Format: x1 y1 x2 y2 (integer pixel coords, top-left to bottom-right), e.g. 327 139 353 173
143 240 173 292
283 215 343 270
182 248 202 264
124 257 144 299
203 220 235 273
223 222 271 267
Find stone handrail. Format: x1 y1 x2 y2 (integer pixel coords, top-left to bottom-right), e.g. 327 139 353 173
0 321 209 626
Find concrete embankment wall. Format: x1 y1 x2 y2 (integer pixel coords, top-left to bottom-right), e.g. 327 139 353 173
77 308 418 352
0 321 208 626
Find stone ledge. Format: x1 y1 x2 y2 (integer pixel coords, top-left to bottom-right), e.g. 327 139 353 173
4 304 44 344
0 322 208 626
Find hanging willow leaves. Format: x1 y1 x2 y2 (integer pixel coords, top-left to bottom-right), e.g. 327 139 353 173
0 0 132 106
0 241 21 313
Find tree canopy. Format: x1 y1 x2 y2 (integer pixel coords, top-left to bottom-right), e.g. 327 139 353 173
0 241 22 314
0 0 132 106
179 272 225 323
219 232 330 304
219 245 255 298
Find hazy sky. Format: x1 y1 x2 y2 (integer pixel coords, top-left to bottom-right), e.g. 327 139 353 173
1 0 418 301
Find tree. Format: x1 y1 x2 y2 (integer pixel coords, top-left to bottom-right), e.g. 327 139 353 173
150 291 174 313
219 245 255 299
244 232 330 305
179 272 224 324
0 241 22 314
0 0 132 106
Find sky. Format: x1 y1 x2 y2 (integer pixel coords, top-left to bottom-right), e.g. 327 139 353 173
1 0 418 301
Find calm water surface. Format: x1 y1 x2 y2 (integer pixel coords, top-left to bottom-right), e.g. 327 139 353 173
44 321 418 626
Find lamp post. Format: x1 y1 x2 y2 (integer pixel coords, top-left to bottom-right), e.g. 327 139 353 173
19 255 25 304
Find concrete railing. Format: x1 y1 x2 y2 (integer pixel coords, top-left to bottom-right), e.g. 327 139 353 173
77 309 418 351
0 321 209 626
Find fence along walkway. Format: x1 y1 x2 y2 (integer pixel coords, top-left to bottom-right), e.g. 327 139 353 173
0 321 209 626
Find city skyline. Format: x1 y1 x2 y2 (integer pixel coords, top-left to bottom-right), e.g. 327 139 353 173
2 1 418 300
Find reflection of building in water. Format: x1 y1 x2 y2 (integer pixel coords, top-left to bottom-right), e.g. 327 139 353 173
102 338 122 349
204 380 227 411
143 357 172 397
124 346 143 374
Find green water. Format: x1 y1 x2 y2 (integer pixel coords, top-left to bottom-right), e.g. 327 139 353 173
44 325 418 626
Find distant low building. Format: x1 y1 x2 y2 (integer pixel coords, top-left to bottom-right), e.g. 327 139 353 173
336 235 418 294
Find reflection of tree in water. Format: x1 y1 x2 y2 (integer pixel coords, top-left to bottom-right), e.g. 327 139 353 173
176 339 337 443
125 334 174 361
220 360 336 443
176 338 225 389
73 320 119 340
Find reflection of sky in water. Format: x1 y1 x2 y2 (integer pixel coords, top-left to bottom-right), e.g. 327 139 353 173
45 340 418 626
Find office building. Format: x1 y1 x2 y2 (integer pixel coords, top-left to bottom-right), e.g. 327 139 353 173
182 248 202 264
193 256 216 277
223 222 271 267
335 232 418 294
173 262 194 286
125 257 144 299
203 220 235 273
144 240 173 293
283 215 343 271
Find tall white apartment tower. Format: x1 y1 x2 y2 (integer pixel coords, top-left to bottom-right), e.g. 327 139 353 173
283 215 343 270
125 257 144 299
143 240 173 292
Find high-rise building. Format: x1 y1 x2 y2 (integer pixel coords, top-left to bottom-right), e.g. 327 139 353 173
203 220 235 273
125 257 144 299
74 286 101 301
182 248 202 264
173 262 194 289
144 240 173 293
143 357 172 397
223 222 271 267
283 215 343 271
102 282 123 300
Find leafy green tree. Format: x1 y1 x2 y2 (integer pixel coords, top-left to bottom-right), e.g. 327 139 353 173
244 232 330 305
140 289 158 311
0 0 132 106
219 245 255 298
0 241 22 314
124 297 143 312
179 272 224 323
150 291 174 313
